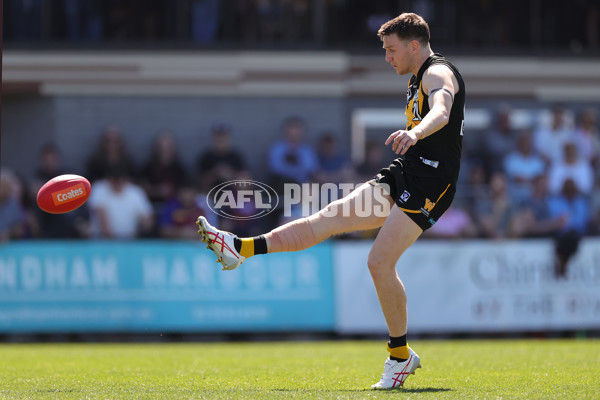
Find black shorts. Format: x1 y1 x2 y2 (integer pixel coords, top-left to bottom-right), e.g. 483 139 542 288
371 159 456 231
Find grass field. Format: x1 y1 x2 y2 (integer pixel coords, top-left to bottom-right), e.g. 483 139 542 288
1 339 598 399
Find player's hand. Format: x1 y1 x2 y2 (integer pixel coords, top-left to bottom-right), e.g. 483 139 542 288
385 130 419 155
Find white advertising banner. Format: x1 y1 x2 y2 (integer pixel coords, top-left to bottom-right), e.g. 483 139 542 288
334 239 600 333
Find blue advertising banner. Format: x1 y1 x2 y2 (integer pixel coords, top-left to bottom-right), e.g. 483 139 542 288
0 241 334 333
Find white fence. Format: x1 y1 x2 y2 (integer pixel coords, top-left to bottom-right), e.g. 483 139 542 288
334 239 600 334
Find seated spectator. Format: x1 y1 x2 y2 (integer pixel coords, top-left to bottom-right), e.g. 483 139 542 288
88 165 154 239
502 130 545 201
473 172 516 238
573 107 599 167
483 104 517 173
35 143 68 183
12 172 39 238
510 174 567 238
86 124 136 182
355 141 388 183
422 202 477 239
461 158 489 225
589 175 600 236
549 178 590 237
191 0 219 42
36 203 90 239
314 133 353 184
533 104 574 164
268 116 318 192
140 130 188 204
159 184 215 240
218 170 267 237
548 142 594 195
196 124 246 192
27 142 89 239
548 179 590 278
0 170 25 241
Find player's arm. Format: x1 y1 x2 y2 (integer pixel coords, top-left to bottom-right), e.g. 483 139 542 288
386 65 458 155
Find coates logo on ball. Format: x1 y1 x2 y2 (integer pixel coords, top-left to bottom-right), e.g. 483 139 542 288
52 183 86 206
37 174 91 214
207 180 278 220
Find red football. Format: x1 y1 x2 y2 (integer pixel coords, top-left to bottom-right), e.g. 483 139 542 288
37 174 91 214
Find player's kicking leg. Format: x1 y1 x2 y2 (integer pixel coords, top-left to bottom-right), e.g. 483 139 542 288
197 182 391 270
369 205 422 388
197 183 423 388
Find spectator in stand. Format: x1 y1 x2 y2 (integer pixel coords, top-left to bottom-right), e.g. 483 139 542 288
86 125 136 182
88 165 154 239
483 104 517 173
34 143 67 183
268 116 318 193
31 143 90 239
0 170 25 241
548 178 590 278
196 124 246 193
314 133 353 185
421 201 477 239
502 130 545 202
473 172 516 238
12 172 39 238
510 174 567 238
6 0 43 40
159 184 215 240
548 141 594 196
457 157 490 236
191 0 220 42
61 0 103 41
573 107 599 167
140 130 188 205
36 202 90 239
218 170 266 237
355 141 389 184
589 175 600 236
533 104 574 165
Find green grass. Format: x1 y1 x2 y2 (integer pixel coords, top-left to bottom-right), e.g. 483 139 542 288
0 339 598 399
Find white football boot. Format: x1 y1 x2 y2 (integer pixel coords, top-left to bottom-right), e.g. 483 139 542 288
196 216 245 271
371 348 421 389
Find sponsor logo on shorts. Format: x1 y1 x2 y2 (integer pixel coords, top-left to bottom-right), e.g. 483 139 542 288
419 157 439 168
52 183 86 206
400 190 411 203
420 198 436 216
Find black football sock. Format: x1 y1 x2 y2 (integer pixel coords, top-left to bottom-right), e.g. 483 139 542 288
233 235 268 258
388 334 408 362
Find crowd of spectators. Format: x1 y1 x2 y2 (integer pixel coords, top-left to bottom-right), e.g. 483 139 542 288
5 0 600 52
1 105 600 274
424 104 600 277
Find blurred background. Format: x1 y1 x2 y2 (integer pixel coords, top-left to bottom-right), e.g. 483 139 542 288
1 0 599 341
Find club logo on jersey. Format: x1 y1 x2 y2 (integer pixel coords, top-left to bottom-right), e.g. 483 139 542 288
420 198 436 216
411 90 422 122
405 82 423 129
400 190 411 203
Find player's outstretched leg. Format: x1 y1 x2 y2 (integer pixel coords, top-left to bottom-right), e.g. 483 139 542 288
197 182 392 270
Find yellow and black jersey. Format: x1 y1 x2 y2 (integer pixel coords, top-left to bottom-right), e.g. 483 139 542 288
402 53 465 184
